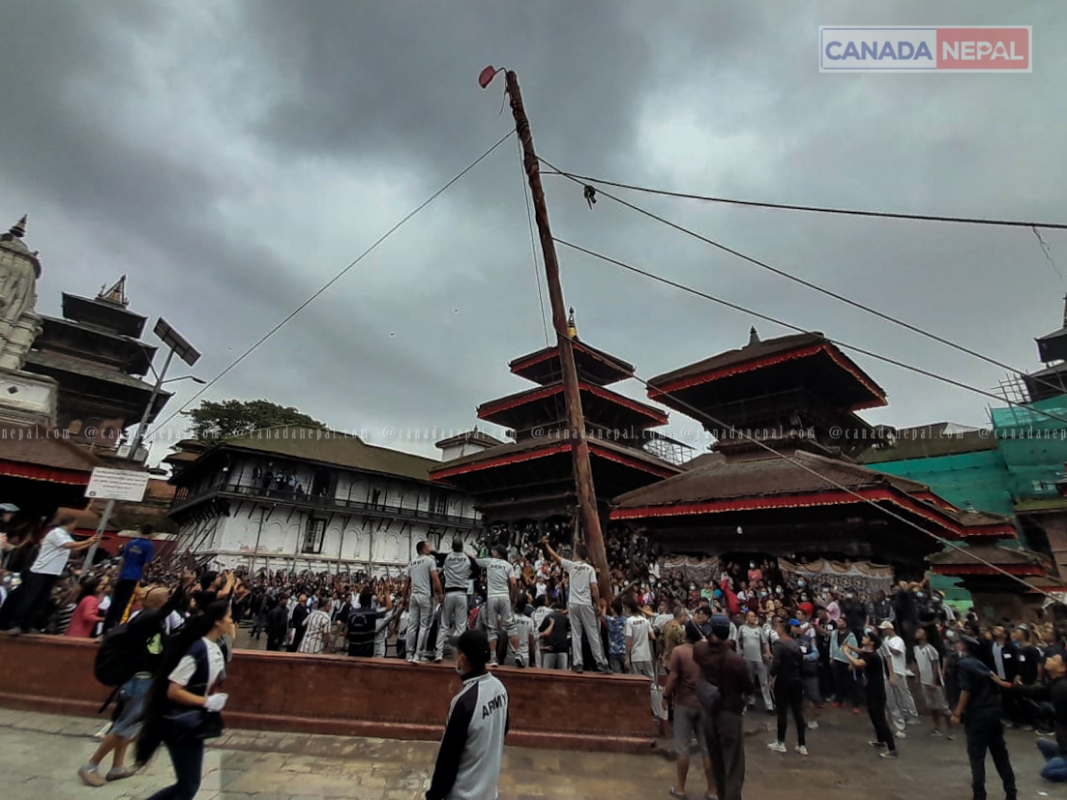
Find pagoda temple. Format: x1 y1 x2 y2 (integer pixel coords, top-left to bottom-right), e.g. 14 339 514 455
22 276 172 460
429 311 683 534
611 329 1016 570
0 215 100 523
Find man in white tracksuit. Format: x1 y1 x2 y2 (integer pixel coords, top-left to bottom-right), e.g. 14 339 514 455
542 538 609 674
474 546 523 668
405 540 443 663
738 611 775 712
879 619 922 733
436 539 476 663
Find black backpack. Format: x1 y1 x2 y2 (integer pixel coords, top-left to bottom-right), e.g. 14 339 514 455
94 622 140 687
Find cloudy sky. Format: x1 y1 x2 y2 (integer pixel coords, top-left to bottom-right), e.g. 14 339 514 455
2 1 1063 464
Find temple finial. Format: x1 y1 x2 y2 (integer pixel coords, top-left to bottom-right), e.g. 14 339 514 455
1 214 27 242
748 326 760 346
97 275 129 307
567 307 577 339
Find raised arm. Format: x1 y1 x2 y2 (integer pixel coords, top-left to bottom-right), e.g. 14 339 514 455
540 538 561 564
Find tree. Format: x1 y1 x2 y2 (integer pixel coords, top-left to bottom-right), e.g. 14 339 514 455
184 399 327 441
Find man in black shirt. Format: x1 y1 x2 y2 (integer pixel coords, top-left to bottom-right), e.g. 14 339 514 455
767 619 807 755
996 645 1067 783
538 603 570 670
951 635 1017 800
289 593 310 652
346 590 387 657
840 591 866 639
867 590 893 627
266 594 289 651
842 630 897 757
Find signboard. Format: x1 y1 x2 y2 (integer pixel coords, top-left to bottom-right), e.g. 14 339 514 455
85 467 150 502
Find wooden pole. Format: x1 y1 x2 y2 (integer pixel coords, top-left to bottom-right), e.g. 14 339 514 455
504 70 612 603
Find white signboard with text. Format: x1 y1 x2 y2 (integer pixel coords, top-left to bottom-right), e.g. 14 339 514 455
85 467 150 502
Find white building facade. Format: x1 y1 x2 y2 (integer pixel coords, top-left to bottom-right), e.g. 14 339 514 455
168 427 482 575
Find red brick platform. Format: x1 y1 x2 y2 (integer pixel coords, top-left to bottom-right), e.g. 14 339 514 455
0 635 656 752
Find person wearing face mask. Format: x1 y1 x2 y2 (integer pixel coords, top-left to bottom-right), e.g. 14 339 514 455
426 629 509 800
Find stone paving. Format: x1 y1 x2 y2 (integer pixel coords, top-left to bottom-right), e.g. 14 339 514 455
0 706 1057 800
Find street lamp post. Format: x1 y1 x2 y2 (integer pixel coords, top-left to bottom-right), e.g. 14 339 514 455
83 317 201 567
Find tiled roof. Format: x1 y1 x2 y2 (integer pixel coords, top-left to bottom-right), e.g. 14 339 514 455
509 339 635 377
0 425 103 472
429 434 679 479
649 333 825 387
927 543 1046 567
647 332 887 408
434 429 506 449
679 452 725 471
23 350 167 395
187 426 444 484
613 449 926 508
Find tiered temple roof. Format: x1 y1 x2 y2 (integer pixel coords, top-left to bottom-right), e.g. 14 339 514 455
21 276 171 453
430 316 681 523
611 329 1016 566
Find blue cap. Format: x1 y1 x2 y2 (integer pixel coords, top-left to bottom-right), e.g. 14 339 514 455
789 618 800 627
710 613 730 628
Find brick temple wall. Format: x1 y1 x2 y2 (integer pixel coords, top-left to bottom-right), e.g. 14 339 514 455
0 636 655 752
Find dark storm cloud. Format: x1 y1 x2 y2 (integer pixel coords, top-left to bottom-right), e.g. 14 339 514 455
0 0 1064 463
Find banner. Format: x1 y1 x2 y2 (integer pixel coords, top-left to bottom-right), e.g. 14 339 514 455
660 555 720 584
779 558 895 596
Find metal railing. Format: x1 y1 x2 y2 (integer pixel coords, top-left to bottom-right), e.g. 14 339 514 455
171 482 480 527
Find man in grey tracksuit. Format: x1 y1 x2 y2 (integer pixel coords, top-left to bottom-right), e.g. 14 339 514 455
542 538 608 674
405 540 443 663
474 546 523 668
435 539 476 663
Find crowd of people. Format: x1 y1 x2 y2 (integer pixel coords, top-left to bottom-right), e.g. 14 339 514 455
3 503 1067 800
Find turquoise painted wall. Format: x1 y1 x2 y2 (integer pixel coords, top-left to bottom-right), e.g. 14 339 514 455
868 449 1015 516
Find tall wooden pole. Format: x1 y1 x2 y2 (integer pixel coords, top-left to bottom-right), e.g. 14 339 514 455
504 70 612 603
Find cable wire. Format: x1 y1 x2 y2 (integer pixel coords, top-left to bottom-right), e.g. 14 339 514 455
145 129 517 443
554 235 1067 432
518 137 550 346
542 157 1067 403
621 365 1053 598
542 166 1067 231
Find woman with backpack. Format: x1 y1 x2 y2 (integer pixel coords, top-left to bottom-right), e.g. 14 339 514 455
78 582 189 787
136 600 231 800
